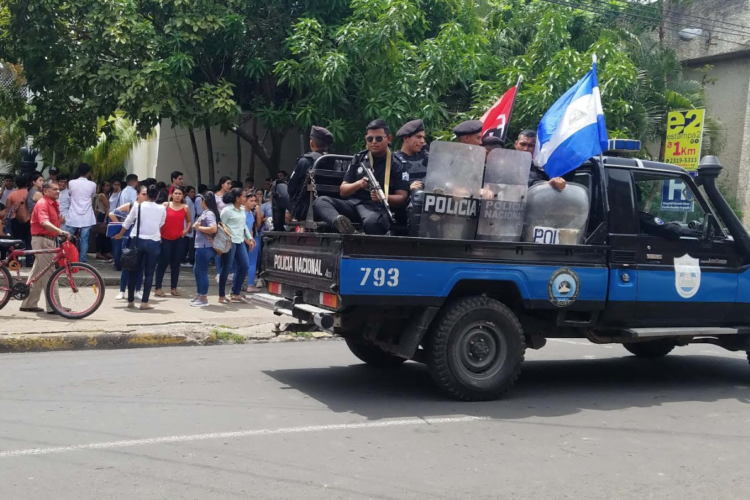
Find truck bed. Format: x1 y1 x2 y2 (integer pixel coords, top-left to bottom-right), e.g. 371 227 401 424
261 232 610 312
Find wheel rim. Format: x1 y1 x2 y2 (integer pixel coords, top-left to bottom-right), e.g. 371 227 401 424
49 265 103 317
453 320 507 380
0 270 11 304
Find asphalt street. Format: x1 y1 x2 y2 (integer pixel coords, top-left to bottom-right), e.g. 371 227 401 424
1 339 750 499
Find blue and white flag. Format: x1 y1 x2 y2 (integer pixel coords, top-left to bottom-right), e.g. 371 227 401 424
535 61 608 179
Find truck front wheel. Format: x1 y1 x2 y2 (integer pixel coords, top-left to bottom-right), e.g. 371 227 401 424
345 338 406 368
427 297 525 401
623 340 676 358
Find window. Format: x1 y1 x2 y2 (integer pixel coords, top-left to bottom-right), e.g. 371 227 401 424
633 172 706 233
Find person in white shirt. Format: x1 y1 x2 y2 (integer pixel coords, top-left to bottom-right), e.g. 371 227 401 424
114 184 166 310
66 163 97 262
56 174 70 231
120 174 139 206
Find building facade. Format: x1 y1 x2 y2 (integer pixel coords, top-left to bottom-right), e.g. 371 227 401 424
665 0 750 222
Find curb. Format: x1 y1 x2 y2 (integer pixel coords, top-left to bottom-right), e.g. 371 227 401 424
0 330 334 353
0 332 199 353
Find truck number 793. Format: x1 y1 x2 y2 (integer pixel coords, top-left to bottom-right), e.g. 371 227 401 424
360 267 400 287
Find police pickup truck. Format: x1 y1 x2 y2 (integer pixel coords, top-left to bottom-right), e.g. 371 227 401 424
251 141 750 401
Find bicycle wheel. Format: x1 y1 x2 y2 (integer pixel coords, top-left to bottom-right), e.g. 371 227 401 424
0 266 12 310
45 262 105 319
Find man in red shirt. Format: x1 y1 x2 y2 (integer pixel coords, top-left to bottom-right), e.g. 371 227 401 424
20 181 70 314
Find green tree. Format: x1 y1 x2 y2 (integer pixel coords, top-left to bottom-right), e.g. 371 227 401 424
0 0 725 179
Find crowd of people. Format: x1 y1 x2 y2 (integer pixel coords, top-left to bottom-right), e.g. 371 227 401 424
0 118 563 314
0 162 282 312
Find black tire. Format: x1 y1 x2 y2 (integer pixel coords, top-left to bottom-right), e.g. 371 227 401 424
345 337 407 368
623 340 676 358
0 266 12 310
45 262 105 320
427 296 525 402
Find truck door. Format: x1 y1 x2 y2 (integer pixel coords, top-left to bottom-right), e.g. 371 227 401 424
602 168 639 326
631 170 739 326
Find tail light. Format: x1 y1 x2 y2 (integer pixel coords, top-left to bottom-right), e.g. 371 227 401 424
320 292 339 309
268 281 282 295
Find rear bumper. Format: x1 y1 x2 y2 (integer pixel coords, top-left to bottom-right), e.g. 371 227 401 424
249 293 338 332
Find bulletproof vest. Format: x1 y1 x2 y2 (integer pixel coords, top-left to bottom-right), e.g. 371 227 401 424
292 152 323 200
394 150 428 180
289 151 323 220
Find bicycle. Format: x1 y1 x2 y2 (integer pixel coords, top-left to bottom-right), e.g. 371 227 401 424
0 235 105 319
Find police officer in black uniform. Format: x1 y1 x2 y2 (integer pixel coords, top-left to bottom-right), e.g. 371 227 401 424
272 126 333 231
313 120 410 235
394 119 429 191
453 120 484 146
482 135 504 153
394 119 430 229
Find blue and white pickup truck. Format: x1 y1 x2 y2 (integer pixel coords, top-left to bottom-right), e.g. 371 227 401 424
251 154 750 401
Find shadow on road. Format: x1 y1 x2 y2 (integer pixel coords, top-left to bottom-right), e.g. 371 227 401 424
263 354 750 420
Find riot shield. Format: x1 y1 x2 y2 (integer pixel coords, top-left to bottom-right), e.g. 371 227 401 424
419 141 485 240
477 149 532 241
522 182 590 245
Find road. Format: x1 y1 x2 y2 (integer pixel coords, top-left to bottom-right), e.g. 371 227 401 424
1 340 750 499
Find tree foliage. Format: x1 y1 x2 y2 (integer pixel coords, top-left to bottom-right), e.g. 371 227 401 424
0 0 725 178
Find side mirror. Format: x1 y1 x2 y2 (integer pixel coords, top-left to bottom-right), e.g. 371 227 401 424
702 213 715 240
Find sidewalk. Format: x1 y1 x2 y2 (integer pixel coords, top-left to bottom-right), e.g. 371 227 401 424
0 275 331 352
17 257 199 287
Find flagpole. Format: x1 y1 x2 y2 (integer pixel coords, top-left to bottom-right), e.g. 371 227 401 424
501 74 524 144
592 53 610 213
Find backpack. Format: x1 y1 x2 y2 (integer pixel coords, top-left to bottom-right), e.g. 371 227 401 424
12 192 30 224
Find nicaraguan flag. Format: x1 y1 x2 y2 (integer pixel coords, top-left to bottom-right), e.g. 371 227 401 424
535 61 608 178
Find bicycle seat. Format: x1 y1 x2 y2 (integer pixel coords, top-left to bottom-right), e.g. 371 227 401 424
0 239 25 249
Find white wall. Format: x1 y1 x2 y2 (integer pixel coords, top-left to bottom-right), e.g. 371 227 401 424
145 117 302 190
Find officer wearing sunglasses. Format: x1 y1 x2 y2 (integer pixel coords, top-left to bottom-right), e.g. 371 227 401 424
313 119 410 235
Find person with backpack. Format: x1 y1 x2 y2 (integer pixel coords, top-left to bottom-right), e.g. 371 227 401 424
6 174 31 265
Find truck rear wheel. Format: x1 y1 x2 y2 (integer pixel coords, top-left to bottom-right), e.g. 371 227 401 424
427 297 525 402
623 340 676 358
345 338 406 368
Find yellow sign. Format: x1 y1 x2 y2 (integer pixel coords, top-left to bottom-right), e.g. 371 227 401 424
664 109 705 174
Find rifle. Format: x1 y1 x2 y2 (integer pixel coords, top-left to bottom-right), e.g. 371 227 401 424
362 161 396 225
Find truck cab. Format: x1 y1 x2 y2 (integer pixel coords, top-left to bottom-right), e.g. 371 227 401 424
251 147 750 402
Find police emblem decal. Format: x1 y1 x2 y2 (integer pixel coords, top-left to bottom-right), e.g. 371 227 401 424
548 268 581 307
674 254 701 299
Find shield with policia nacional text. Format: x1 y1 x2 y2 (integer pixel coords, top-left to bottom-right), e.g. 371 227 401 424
477 149 532 241
419 141 486 240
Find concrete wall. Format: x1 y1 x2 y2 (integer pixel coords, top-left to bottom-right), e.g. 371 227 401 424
666 0 750 64
150 118 301 190
684 59 750 191
666 0 750 222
